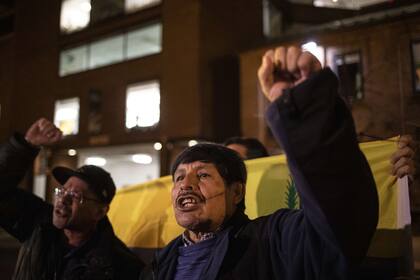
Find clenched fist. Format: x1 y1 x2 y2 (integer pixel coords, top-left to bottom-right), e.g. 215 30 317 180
257 46 322 102
25 118 63 146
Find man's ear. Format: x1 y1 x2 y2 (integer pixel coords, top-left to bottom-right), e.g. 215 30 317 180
231 182 245 205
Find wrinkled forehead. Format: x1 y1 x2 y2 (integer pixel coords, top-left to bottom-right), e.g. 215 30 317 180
63 176 91 193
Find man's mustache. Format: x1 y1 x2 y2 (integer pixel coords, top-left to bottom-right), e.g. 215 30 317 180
176 189 225 202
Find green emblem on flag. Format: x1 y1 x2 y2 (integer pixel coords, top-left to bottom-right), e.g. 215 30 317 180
285 175 299 209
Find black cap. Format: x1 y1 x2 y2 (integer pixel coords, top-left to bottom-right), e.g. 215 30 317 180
52 165 116 204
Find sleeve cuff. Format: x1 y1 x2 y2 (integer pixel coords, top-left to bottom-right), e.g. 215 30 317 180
10 133 40 155
267 68 339 120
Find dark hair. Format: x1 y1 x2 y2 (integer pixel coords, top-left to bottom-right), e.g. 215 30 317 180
171 143 247 211
224 137 269 159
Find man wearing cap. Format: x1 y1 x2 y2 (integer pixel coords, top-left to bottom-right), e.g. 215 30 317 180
0 118 143 279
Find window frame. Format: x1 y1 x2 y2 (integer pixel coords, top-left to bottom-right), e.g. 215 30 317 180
53 97 81 136
59 21 162 77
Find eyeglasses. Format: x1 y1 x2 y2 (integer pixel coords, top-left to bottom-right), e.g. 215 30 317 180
54 186 102 204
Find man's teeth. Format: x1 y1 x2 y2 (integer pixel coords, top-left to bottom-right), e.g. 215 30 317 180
182 197 197 207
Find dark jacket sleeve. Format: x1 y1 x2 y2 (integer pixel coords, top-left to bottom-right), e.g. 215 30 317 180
265 68 378 266
0 133 51 242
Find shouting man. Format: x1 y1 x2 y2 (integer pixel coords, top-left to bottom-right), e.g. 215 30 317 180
140 46 379 279
0 118 143 279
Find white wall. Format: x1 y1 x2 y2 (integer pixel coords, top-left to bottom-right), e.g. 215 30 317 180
77 143 160 189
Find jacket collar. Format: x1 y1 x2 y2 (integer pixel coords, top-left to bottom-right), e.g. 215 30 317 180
153 210 250 279
62 216 115 259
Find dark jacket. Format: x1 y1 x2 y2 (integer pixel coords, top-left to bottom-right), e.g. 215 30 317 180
0 134 144 280
141 68 379 280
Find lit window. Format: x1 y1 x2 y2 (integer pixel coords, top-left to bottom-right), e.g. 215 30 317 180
54 98 80 135
60 0 91 33
126 81 160 129
125 0 161 13
126 23 162 59
59 22 162 77
59 45 88 76
313 0 388 10
89 35 124 68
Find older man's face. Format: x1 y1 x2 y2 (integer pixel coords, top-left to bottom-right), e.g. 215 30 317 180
172 161 239 233
53 176 104 231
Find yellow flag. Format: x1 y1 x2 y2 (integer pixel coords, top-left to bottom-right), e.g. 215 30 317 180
108 138 407 257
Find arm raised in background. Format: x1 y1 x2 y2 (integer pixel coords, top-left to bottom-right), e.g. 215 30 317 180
0 118 62 241
0 118 62 193
24 118 63 147
258 46 378 266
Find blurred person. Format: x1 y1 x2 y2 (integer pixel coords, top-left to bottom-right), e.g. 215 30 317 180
140 46 378 279
224 136 269 159
0 118 143 279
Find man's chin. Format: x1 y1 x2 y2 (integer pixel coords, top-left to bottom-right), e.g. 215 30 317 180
175 215 213 232
175 214 197 228
52 216 68 229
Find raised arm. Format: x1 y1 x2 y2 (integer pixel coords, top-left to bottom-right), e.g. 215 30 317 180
258 46 378 264
0 118 62 193
0 118 62 241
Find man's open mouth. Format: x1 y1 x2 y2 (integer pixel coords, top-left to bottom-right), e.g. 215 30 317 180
176 193 203 211
54 206 70 218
